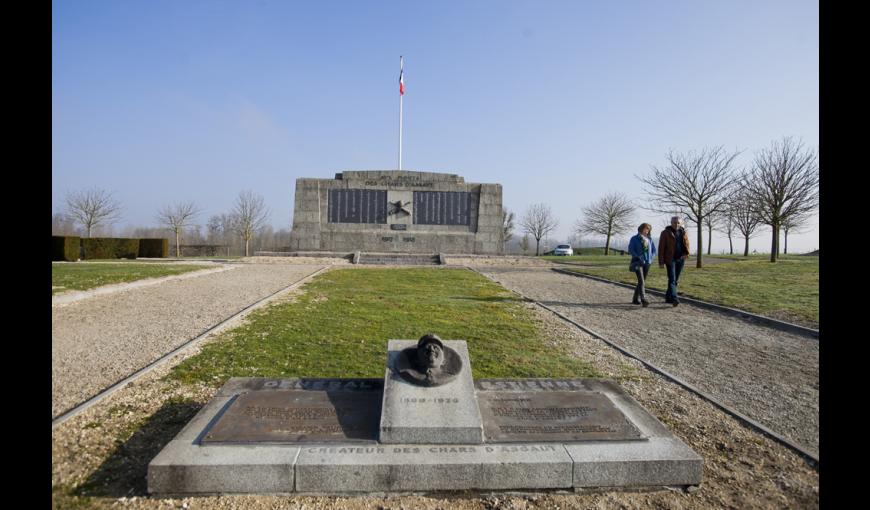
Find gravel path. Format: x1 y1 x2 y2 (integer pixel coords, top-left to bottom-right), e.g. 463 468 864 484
476 266 819 457
52 263 326 419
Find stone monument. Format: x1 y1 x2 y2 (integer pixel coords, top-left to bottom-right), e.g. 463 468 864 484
287 170 504 254
149 334 703 494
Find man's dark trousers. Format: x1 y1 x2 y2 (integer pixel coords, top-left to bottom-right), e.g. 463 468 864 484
665 258 685 301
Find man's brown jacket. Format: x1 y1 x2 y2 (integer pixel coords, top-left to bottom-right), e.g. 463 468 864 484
658 227 690 265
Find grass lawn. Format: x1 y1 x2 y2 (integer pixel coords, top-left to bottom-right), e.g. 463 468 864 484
169 267 604 386
557 255 819 327
52 262 212 294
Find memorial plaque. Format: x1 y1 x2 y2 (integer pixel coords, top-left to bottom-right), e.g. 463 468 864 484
477 391 644 443
328 189 387 224
202 389 381 444
413 191 470 225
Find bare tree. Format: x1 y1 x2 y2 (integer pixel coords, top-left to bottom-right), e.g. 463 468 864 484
702 212 721 255
232 190 271 256
520 203 559 256
64 187 123 238
715 209 737 255
519 234 530 255
742 137 819 262
729 185 764 257
781 212 813 255
272 228 293 251
156 202 202 257
206 215 223 244
257 224 275 252
206 213 236 255
575 192 635 255
52 212 79 236
502 209 516 247
636 146 740 268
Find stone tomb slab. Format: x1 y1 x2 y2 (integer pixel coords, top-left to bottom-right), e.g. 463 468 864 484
202 389 381 444
149 377 703 494
148 389 300 495
477 390 644 443
379 340 484 444
148 377 381 495
474 379 703 488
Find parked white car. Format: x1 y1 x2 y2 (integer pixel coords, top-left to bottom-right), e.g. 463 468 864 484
554 244 574 256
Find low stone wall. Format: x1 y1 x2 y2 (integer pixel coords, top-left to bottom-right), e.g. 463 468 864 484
447 255 554 267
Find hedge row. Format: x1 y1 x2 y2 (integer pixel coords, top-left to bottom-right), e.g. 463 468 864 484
51 236 170 260
139 238 169 258
81 238 140 260
52 236 81 261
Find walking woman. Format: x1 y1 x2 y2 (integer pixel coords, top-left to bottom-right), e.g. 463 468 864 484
628 223 656 307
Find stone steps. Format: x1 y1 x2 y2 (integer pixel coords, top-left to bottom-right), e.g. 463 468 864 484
358 253 441 266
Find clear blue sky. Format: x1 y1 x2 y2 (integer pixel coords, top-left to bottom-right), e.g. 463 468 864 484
52 0 819 253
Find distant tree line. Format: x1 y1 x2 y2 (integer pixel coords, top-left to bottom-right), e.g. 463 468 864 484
506 136 818 264
55 136 818 262
53 189 287 258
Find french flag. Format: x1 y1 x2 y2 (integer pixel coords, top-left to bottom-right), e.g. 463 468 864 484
399 56 404 96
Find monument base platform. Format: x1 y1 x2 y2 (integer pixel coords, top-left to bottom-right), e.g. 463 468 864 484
148 377 702 495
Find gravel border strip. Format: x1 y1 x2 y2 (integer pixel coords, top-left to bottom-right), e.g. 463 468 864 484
551 267 819 338
467 267 820 467
51 265 331 428
52 265 236 306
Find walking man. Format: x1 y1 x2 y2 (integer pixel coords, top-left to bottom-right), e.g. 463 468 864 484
658 216 690 306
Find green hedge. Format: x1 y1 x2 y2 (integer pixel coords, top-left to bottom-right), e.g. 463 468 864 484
138 238 169 258
52 236 81 261
80 238 140 260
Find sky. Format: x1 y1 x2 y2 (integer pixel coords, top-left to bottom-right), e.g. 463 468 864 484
52 0 819 254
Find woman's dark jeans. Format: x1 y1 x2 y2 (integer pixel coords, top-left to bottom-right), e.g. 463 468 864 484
634 263 650 302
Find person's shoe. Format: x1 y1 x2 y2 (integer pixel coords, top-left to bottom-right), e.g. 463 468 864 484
632 299 641 305
672 299 679 307
641 300 650 307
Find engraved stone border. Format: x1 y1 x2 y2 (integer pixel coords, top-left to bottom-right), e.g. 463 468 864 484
148 377 703 495
295 443 573 492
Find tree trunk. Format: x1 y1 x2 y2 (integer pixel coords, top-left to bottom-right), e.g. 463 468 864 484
784 228 789 254
604 232 611 256
176 231 181 258
535 238 541 256
743 235 749 257
245 238 250 257
728 234 733 255
707 224 712 255
696 224 703 268
769 222 779 262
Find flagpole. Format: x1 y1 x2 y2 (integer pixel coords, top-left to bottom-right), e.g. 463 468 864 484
398 55 403 170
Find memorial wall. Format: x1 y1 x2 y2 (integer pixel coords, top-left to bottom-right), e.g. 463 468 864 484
288 170 504 254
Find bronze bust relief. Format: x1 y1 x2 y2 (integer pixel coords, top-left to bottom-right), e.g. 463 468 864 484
395 334 462 387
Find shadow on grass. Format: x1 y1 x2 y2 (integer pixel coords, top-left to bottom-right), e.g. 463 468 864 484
74 400 203 498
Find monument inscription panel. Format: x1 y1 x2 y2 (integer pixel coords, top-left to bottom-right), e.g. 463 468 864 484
328 189 387 224
202 389 381 444
476 391 644 443
413 191 470 225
